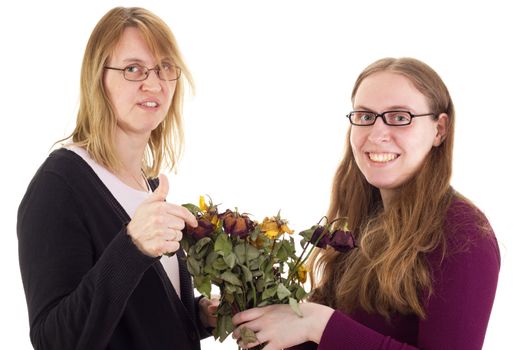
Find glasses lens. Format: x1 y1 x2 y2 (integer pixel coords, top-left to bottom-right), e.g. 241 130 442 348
157 63 181 81
384 111 411 125
350 111 376 125
123 65 148 81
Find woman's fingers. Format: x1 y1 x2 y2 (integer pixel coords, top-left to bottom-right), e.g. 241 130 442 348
165 203 198 227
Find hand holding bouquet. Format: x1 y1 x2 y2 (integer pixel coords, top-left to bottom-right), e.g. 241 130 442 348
180 196 356 343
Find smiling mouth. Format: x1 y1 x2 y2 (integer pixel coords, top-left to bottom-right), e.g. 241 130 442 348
367 152 399 163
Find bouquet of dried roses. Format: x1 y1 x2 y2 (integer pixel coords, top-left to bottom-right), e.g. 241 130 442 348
181 196 356 343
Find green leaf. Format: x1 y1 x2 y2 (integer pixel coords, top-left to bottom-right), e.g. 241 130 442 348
298 227 316 241
182 203 201 216
225 283 239 294
194 276 211 298
205 250 219 266
195 237 212 254
257 300 270 307
245 244 260 261
186 255 201 275
180 237 192 252
261 285 277 300
220 271 242 286
282 239 295 255
276 244 288 261
214 233 232 256
214 314 234 342
289 298 303 317
277 283 291 300
233 242 247 265
294 285 308 301
240 264 253 284
223 253 237 269
212 257 228 271
240 326 258 344
203 264 217 275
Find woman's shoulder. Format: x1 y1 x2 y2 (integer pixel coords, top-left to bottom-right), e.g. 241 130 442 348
445 195 491 233
443 194 499 260
25 147 93 195
42 147 87 173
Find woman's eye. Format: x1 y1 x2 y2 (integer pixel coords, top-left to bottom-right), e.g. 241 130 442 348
161 63 172 71
125 65 141 73
394 114 409 122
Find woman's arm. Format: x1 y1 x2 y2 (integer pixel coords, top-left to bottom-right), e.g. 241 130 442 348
232 230 499 350
18 169 156 350
417 229 500 348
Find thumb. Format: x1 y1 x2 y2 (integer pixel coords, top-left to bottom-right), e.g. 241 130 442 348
151 173 169 201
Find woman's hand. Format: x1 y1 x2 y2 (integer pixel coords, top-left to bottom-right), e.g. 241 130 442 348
232 302 334 350
127 174 198 257
199 296 219 328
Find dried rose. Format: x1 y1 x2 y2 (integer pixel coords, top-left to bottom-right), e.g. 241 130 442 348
185 216 214 240
328 229 356 253
297 264 308 283
260 216 294 240
220 209 254 239
310 225 331 248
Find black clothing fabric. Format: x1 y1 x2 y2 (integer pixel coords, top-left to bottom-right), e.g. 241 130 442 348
17 148 208 350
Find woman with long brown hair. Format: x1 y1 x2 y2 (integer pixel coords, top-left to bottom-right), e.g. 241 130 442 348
17 7 217 350
232 57 500 349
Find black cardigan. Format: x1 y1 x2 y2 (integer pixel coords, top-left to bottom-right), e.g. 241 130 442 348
17 148 208 350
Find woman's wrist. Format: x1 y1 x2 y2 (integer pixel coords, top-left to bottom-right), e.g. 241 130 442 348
303 302 335 344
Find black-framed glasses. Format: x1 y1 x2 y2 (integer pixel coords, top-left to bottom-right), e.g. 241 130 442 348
346 110 436 126
104 63 181 81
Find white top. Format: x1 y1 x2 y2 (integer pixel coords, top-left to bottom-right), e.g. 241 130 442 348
67 146 181 296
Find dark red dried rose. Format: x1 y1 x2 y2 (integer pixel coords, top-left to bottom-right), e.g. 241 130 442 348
184 217 214 240
220 209 255 239
310 226 331 248
328 229 356 253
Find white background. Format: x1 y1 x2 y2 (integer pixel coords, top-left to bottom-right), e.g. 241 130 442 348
1 0 523 348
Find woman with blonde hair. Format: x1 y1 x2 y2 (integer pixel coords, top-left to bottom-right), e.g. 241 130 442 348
232 57 500 349
18 7 216 350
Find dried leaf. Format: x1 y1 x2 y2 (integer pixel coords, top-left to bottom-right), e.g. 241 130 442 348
240 326 259 344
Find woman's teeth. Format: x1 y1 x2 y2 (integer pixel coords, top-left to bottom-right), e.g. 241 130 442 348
141 101 158 107
368 152 398 163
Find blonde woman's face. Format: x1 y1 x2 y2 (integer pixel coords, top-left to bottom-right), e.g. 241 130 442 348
350 72 447 201
104 27 176 139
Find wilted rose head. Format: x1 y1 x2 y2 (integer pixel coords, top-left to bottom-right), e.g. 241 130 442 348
260 216 294 240
219 209 255 239
328 229 356 253
184 216 214 240
310 226 331 248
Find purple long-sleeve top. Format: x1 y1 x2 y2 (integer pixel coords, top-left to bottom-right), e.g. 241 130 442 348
292 198 500 350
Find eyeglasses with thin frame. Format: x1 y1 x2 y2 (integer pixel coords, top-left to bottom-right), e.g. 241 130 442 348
346 110 436 126
104 63 182 81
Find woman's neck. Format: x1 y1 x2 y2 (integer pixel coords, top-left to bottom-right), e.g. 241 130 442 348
114 130 150 191
379 188 396 210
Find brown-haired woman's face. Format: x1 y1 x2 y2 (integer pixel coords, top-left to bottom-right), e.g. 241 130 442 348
350 72 447 199
104 27 176 139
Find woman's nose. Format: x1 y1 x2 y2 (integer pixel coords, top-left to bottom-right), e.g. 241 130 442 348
140 71 162 92
367 117 391 143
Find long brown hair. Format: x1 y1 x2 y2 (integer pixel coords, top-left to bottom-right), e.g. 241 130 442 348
309 57 455 318
64 7 194 177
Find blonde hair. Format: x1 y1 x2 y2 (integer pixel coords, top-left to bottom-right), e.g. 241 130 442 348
65 7 194 177
310 57 455 319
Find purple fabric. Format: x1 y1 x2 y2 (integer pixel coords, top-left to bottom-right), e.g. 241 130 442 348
291 198 500 350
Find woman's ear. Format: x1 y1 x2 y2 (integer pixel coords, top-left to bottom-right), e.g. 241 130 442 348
433 113 449 146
